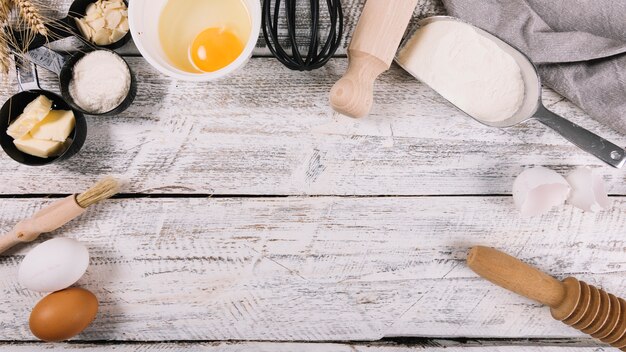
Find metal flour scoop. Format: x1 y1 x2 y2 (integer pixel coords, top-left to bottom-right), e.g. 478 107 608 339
396 16 625 168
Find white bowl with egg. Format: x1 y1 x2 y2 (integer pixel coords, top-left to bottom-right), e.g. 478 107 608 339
128 0 261 81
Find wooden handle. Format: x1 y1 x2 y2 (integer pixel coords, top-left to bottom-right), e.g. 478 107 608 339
330 51 387 118
0 195 85 254
0 230 21 253
467 246 566 307
330 0 418 118
348 0 419 65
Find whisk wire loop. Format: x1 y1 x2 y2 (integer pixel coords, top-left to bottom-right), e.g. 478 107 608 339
262 0 343 71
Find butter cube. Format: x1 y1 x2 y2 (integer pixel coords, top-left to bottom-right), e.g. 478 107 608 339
75 17 94 40
87 17 106 31
7 95 53 139
85 3 97 16
105 10 122 29
14 134 65 158
110 28 126 43
92 28 111 45
30 110 75 142
23 95 53 117
119 17 129 31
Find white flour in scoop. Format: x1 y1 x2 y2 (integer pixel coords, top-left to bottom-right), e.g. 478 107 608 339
398 21 524 122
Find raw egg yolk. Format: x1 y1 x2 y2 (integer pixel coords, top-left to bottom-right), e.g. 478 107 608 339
189 27 244 72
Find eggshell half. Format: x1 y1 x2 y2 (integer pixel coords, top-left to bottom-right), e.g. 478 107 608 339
566 167 611 212
512 166 570 217
18 238 89 292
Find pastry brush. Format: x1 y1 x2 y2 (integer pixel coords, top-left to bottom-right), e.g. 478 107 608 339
0 177 120 254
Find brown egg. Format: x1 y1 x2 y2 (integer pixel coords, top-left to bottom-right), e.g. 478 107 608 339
29 287 98 342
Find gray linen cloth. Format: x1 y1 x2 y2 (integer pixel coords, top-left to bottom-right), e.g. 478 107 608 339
442 0 626 135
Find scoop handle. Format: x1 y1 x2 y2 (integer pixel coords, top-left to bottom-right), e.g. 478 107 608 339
330 51 387 118
15 55 41 91
467 246 566 307
0 196 85 254
23 46 68 76
534 105 625 168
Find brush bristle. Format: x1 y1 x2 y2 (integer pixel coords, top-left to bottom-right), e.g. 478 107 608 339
76 176 120 208
0 0 11 22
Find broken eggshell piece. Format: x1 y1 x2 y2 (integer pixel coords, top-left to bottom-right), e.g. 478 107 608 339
566 167 611 212
513 167 570 217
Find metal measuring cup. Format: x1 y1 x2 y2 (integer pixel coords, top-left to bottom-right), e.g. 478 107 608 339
23 46 137 116
396 16 626 169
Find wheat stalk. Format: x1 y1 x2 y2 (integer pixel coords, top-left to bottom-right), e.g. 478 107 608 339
0 32 10 76
0 0 12 76
0 0 11 22
13 0 46 36
0 0 55 79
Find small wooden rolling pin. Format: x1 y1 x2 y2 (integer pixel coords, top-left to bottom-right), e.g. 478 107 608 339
0 177 119 254
468 246 626 350
330 0 418 118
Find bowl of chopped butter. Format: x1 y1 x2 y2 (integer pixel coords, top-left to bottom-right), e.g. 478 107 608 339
71 0 131 49
17 0 131 51
0 91 87 166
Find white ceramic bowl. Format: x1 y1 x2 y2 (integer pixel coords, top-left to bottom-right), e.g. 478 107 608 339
128 0 261 81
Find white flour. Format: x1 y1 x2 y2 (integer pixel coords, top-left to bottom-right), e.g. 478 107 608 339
69 50 131 114
398 21 524 122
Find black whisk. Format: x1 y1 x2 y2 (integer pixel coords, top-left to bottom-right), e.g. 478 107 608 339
262 0 343 71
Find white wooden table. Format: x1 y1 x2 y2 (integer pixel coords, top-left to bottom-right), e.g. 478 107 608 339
0 0 624 351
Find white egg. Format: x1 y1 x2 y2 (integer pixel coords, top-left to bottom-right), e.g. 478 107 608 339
566 167 611 212
18 238 89 292
512 166 570 217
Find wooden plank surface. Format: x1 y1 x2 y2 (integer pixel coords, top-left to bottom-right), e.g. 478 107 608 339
3 0 624 196
0 341 614 352
1 58 624 195
0 197 624 341
0 0 624 350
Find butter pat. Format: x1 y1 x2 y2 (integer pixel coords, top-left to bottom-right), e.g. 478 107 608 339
14 134 64 158
30 110 75 142
6 96 75 159
7 95 53 139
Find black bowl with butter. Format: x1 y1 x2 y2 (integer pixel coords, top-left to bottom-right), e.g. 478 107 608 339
0 90 87 166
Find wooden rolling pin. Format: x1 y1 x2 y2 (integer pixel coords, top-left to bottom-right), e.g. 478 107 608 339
468 246 626 350
330 0 418 118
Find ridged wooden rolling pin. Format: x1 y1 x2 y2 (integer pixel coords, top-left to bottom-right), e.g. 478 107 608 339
468 246 626 350
0 177 120 254
330 0 418 118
